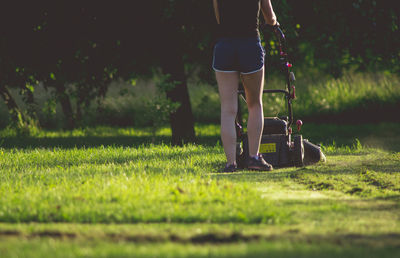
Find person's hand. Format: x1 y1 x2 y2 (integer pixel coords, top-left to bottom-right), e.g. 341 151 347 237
271 22 280 32
261 21 280 32
265 14 278 26
269 20 279 26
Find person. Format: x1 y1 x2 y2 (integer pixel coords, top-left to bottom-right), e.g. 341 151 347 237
212 0 278 172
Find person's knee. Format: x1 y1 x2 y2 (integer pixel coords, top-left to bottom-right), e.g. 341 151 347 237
247 100 262 111
221 105 237 118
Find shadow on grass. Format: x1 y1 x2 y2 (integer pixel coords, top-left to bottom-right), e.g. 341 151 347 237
212 170 295 183
301 123 400 152
1 229 400 256
212 164 399 183
0 135 221 150
2 134 399 154
1 123 400 152
212 154 400 184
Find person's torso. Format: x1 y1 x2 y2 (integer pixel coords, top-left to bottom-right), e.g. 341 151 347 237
217 0 261 38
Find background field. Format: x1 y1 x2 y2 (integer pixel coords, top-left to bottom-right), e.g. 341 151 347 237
1 123 399 257
2 71 399 129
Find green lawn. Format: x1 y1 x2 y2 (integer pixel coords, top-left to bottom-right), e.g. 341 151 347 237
0 124 399 257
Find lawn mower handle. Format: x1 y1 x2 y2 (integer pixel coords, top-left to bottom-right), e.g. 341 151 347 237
275 25 294 128
238 24 294 128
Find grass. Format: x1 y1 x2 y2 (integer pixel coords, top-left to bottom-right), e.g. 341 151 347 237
191 71 400 123
262 71 400 121
0 123 400 257
0 142 286 224
2 238 400 258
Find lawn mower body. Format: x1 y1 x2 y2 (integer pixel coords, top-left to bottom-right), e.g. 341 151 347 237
237 117 308 168
236 25 325 169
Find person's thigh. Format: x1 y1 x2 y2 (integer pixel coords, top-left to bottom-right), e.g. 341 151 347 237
215 71 240 114
241 68 264 106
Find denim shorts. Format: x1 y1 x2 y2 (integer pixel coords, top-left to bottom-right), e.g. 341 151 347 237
212 37 265 74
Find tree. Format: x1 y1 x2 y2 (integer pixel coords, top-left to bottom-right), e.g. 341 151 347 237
1 0 397 136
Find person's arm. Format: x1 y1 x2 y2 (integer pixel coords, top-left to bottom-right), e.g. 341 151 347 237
260 0 277 25
213 0 220 24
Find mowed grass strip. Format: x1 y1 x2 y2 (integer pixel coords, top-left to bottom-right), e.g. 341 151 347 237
0 145 286 224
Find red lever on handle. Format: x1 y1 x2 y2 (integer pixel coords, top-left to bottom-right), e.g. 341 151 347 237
296 120 303 132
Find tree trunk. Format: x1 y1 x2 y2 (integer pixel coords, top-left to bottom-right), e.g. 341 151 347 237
24 88 39 121
0 85 24 123
54 81 75 129
160 42 196 146
96 81 108 115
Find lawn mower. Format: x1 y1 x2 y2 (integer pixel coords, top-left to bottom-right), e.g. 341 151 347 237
236 25 326 169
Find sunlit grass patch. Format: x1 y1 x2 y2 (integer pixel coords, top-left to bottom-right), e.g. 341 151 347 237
0 144 287 224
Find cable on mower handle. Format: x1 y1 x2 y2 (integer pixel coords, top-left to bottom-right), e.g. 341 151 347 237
270 24 295 128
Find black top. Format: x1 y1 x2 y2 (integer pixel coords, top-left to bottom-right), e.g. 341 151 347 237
217 0 261 38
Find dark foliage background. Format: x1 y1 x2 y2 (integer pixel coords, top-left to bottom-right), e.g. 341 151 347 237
0 0 398 142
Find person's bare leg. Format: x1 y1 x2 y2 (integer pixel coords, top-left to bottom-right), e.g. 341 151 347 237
241 68 264 157
216 71 240 165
